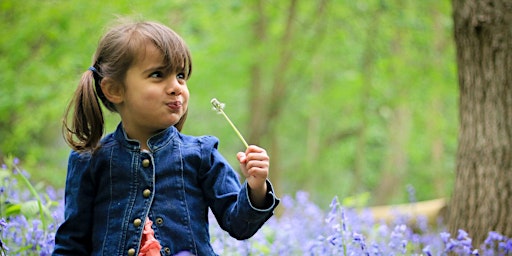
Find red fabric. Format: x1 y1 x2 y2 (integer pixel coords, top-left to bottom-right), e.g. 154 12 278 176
139 217 162 256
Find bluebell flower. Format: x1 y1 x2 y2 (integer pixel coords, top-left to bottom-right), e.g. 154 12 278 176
353 232 370 255
502 238 512 253
440 231 451 243
422 245 432 256
406 184 417 203
457 229 469 240
174 251 196 256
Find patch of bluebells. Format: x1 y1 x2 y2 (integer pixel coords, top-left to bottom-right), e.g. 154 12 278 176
1 159 512 255
209 192 512 255
0 158 64 255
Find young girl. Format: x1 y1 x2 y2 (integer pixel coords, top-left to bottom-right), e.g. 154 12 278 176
53 19 279 256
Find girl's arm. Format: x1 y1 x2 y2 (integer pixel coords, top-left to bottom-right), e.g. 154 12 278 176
200 137 279 240
53 151 95 255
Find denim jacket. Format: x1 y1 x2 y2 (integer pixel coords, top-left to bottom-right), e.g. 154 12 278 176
53 124 279 256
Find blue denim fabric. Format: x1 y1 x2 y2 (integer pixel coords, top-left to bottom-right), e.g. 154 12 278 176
53 124 279 256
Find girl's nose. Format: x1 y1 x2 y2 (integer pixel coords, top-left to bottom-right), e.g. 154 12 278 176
167 77 182 95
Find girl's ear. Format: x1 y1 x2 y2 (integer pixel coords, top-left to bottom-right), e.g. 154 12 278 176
100 78 124 104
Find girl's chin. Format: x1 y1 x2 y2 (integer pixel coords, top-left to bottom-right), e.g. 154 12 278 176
167 118 183 127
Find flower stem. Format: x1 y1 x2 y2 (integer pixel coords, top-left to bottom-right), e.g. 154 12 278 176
13 164 47 234
211 98 249 148
219 110 249 149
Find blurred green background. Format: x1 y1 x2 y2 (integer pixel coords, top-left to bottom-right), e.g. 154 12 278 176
0 0 456 207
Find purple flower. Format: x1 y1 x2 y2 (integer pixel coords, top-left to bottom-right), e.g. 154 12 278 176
486 231 503 243
174 251 195 256
440 231 451 243
353 232 369 255
422 245 432 256
502 239 512 253
457 229 469 240
1 157 511 256
406 184 416 203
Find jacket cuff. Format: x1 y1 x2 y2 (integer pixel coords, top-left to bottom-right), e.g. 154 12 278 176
244 179 280 212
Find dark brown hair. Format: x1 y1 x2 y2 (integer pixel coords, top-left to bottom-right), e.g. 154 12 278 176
63 19 192 152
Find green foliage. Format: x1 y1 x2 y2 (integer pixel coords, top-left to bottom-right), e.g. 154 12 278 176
0 156 56 230
0 0 457 207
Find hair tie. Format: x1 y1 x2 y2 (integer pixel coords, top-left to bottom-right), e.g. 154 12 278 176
88 66 102 81
88 66 106 101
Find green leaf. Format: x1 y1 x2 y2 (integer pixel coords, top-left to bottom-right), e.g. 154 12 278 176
20 200 41 217
5 203 21 217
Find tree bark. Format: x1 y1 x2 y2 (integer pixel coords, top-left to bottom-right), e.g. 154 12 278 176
248 0 268 147
449 0 512 246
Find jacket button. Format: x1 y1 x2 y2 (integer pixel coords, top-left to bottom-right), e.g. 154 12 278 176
127 248 136 256
133 218 142 227
143 189 151 198
164 247 171 255
142 159 150 168
155 217 164 226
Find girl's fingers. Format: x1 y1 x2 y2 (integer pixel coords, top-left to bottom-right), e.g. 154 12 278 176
238 145 270 179
243 150 269 162
237 152 247 163
246 167 268 178
245 159 269 170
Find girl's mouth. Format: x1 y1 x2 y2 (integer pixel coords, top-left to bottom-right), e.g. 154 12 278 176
167 101 182 110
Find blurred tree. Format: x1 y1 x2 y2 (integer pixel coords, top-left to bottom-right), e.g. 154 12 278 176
246 0 332 197
449 0 512 246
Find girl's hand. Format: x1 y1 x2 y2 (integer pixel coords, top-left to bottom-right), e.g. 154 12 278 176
237 145 269 208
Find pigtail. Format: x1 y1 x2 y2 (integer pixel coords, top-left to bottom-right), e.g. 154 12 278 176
62 69 105 152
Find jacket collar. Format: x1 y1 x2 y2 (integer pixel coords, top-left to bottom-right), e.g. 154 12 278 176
113 122 178 152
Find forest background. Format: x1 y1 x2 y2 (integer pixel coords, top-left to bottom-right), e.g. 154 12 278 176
0 0 456 208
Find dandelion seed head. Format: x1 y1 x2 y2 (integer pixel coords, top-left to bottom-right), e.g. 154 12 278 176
210 98 225 113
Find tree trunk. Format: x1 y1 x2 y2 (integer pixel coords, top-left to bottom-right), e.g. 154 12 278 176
449 0 512 246
352 0 384 195
374 105 411 204
247 0 329 198
248 0 268 147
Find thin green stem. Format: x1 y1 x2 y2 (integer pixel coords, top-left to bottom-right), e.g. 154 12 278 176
14 165 47 234
219 110 249 148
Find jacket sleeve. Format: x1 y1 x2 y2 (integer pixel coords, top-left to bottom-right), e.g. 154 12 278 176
53 151 95 255
199 136 280 240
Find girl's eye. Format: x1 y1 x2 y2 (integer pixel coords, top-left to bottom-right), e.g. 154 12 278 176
177 73 186 80
150 71 164 78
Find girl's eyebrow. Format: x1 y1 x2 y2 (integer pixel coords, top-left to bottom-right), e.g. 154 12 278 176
142 65 167 74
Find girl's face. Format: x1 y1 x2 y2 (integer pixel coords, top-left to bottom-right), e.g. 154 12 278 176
118 44 189 141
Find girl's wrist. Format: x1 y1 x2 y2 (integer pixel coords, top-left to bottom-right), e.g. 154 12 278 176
248 180 268 208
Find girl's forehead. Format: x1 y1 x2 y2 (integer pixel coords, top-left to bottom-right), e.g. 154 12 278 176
131 42 187 73
133 44 165 67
